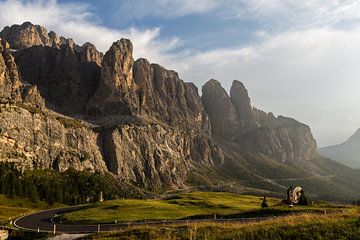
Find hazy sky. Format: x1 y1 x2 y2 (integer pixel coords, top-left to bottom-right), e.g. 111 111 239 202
1 0 360 147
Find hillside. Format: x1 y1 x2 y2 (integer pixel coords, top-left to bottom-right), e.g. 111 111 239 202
0 22 360 201
319 129 360 169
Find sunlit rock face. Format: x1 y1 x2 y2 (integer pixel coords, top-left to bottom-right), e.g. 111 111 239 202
0 38 21 101
0 22 64 49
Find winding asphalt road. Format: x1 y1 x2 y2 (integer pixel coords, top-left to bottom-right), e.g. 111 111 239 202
13 206 275 234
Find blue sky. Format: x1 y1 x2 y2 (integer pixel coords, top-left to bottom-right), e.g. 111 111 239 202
1 0 360 147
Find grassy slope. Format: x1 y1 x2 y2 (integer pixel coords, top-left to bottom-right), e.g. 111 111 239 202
81 208 360 240
61 192 281 224
60 192 348 225
206 141 360 201
0 194 63 225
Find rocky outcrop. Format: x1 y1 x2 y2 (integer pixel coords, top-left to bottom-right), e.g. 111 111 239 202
80 42 103 66
13 39 101 114
0 38 46 110
0 104 107 172
133 59 210 130
230 80 260 131
86 39 137 116
21 84 45 109
0 22 63 49
100 122 223 189
0 38 21 101
201 79 237 140
202 79 317 162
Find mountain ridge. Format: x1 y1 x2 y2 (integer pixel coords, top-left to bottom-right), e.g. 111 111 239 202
1 22 360 201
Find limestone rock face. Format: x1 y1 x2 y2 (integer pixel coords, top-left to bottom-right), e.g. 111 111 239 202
0 22 62 49
201 79 317 162
87 39 137 116
0 104 107 172
101 123 223 189
133 59 210 130
0 38 21 101
201 79 237 140
21 84 45 109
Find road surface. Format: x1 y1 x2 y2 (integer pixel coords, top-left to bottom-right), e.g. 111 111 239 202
13 205 275 234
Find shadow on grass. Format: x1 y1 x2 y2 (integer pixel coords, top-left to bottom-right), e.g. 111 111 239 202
180 207 333 220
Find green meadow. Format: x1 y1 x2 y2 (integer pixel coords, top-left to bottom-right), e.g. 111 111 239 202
60 192 345 225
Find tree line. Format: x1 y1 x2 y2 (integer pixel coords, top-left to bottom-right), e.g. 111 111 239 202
0 162 123 205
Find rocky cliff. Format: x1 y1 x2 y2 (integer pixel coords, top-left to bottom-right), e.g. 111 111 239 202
0 22 65 49
0 37 107 172
202 79 317 162
12 39 102 114
0 22 318 192
0 38 21 101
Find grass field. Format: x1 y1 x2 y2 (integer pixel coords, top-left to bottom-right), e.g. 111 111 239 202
60 192 347 225
60 192 280 224
79 208 360 240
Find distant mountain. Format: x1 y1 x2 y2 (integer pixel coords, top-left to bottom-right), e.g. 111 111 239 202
319 129 360 169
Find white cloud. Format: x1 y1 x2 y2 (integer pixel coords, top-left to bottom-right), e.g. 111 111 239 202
0 0 180 62
113 0 360 30
229 0 360 29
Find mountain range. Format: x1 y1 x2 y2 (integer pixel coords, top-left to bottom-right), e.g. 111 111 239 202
319 129 360 169
1 22 360 201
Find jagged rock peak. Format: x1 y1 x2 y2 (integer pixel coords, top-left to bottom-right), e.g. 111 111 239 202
201 79 238 139
80 42 103 66
133 59 210 130
203 79 222 89
86 38 137 116
0 22 91 53
105 39 134 88
230 80 251 106
201 78 317 161
230 80 259 130
0 22 61 49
